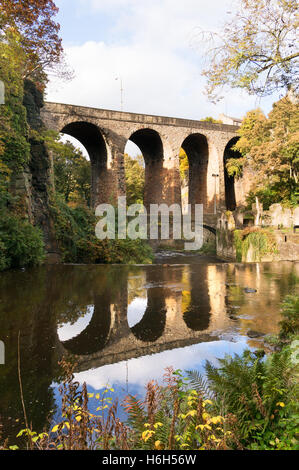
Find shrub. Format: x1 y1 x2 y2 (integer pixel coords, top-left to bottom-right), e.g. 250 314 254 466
50 195 154 265
279 295 299 341
0 210 45 270
234 228 277 262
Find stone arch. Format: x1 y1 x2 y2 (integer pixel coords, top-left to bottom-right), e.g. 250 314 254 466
203 225 216 235
61 293 112 356
181 133 209 210
127 128 164 208
60 120 112 208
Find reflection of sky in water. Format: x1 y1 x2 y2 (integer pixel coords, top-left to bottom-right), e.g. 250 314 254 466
127 297 147 328
74 338 251 391
57 305 94 341
51 338 252 424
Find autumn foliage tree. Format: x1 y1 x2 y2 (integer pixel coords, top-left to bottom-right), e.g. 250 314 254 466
124 154 145 205
0 0 64 85
228 97 299 207
196 0 299 101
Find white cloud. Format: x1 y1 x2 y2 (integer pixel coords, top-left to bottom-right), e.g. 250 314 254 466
47 0 276 126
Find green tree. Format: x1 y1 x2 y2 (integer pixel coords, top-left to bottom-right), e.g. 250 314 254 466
229 97 299 207
45 132 91 206
200 116 222 123
179 148 189 183
0 37 30 174
197 0 298 101
124 153 145 205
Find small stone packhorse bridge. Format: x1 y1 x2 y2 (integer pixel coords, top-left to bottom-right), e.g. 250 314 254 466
42 103 248 228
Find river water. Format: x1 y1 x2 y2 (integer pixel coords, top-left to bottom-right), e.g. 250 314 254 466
0 255 298 444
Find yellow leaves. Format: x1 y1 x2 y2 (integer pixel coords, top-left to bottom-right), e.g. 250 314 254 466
51 421 70 433
153 422 163 429
179 409 197 420
142 430 155 442
196 424 212 431
276 402 285 408
196 425 205 431
202 412 210 422
207 416 224 425
208 435 221 444
97 404 109 411
203 399 213 406
0 162 11 180
141 422 163 444
50 424 60 434
154 440 164 450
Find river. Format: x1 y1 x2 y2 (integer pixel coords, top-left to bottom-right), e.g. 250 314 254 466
0 255 298 444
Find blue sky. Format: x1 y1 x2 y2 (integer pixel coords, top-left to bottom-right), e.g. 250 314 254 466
46 0 280 122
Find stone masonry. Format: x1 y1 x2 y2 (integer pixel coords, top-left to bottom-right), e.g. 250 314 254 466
41 102 247 230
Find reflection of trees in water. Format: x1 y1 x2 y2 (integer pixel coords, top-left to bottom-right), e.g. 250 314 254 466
0 264 129 444
262 262 299 297
54 265 129 326
0 267 59 446
127 268 147 305
224 262 299 336
183 266 211 331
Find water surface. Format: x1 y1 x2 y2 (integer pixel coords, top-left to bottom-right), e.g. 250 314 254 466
0 258 298 443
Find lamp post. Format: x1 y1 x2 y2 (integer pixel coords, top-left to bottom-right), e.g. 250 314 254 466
115 76 124 112
212 173 219 215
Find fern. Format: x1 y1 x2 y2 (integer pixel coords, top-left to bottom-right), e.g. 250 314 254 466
187 348 297 444
185 369 213 399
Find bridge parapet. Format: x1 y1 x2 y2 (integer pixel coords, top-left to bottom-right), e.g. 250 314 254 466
42 102 240 132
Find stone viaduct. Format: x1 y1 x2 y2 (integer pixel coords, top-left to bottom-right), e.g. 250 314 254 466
41 102 250 230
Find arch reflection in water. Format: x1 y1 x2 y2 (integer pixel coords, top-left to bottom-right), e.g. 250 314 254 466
183 266 211 331
127 297 148 328
130 288 167 342
61 293 112 356
58 305 94 341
